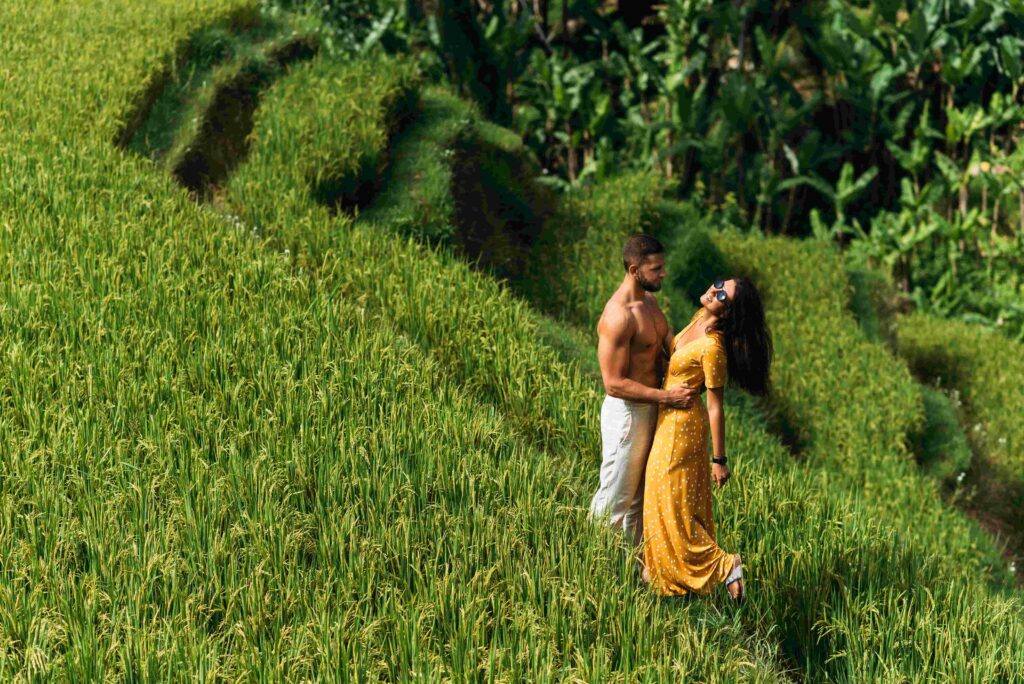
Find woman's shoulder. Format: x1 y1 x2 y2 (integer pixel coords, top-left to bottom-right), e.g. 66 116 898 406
704 328 726 351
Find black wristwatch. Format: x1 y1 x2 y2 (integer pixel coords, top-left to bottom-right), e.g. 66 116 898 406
712 456 728 466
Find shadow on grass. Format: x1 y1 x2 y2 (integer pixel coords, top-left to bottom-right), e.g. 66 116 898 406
842 268 1022 585
114 8 318 202
173 36 318 200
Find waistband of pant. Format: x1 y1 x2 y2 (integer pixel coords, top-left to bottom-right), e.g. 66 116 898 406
603 395 658 411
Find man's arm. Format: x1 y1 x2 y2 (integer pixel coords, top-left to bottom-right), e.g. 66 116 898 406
662 328 676 364
598 308 692 406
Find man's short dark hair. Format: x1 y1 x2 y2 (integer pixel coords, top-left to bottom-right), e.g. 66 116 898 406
623 233 664 271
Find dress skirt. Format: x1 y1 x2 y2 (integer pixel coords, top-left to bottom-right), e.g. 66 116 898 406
642 401 734 596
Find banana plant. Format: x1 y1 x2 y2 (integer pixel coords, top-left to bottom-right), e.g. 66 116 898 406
782 162 878 240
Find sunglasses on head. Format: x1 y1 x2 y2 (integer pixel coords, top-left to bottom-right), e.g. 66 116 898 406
712 279 729 303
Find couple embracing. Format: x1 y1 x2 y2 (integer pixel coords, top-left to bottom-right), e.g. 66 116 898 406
589 234 772 603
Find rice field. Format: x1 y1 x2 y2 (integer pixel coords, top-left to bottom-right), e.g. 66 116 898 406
0 1 1022 681
896 313 1024 477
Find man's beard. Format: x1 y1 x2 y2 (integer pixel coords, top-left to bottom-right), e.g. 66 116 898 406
636 273 662 292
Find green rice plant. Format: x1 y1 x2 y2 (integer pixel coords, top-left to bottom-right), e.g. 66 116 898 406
843 264 905 346
707 235 1024 679
669 211 1024 678
122 9 306 161
164 31 320 194
356 86 476 242
895 313 1024 478
232 56 417 213
909 385 975 482
357 85 556 279
0 3 792 678
225 60 799 679
227 53 1024 680
4 0 1024 679
224 56 597 452
516 171 671 326
711 234 1014 573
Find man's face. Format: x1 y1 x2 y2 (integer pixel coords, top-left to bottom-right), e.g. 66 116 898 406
632 254 666 292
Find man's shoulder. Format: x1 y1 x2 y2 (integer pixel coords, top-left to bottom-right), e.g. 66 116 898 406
598 298 636 337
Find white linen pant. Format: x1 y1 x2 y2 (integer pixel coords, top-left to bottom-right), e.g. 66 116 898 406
589 395 659 545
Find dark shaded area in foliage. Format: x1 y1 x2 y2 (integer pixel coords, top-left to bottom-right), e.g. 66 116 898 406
449 126 556 279
121 10 280 159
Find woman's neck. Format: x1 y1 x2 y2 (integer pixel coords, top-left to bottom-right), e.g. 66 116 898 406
701 307 722 332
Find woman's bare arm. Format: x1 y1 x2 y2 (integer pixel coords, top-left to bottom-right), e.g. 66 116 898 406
707 386 730 486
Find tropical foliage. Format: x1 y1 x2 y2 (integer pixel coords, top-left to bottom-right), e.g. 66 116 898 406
320 0 1024 337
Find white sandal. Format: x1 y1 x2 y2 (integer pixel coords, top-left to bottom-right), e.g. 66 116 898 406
725 554 745 603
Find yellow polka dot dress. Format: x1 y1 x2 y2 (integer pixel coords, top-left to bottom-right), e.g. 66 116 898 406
643 309 734 596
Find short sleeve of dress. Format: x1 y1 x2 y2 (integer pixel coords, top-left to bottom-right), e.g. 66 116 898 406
702 336 728 389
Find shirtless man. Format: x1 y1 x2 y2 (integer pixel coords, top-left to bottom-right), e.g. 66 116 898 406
589 234 699 545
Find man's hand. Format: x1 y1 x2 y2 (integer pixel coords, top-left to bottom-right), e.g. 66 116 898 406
664 383 699 409
712 463 731 488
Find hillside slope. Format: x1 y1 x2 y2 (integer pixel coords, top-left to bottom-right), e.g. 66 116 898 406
0 1 1022 681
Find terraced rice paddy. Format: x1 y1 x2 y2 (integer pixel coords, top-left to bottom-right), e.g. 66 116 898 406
0 1 1022 681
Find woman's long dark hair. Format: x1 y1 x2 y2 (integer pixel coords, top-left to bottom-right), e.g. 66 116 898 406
716 277 772 396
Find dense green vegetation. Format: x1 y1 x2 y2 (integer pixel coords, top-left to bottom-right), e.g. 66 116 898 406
896 313 1024 476
321 0 1024 337
894 313 1024 562
910 384 975 482
223 49 1024 680
1 0 1022 680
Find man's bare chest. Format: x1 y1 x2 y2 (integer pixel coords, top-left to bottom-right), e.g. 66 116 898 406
630 303 668 352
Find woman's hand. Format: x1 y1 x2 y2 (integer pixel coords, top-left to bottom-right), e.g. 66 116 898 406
712 463 731 488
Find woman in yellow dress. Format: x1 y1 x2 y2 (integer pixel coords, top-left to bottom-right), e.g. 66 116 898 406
643 277 772 602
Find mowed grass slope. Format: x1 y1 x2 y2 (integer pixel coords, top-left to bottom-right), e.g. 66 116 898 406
0 3 789 680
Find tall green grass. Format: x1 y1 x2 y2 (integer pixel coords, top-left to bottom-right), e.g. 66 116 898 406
516 171 672 326
123 9 307 161
508 179 1024 678
229 52 1024 678
0 3 793 678
895 313 1024 477
2 0 1023 679
357 85 556 279
711 234 1024 676
221 54 794 679
909 385 975 482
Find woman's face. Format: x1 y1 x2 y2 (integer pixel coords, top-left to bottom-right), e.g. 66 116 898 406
701 279 736 317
